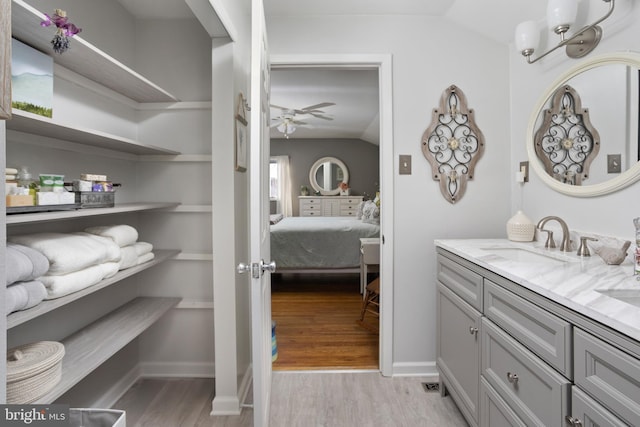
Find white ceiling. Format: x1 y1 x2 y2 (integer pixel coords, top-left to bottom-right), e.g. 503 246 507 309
116 0 549 142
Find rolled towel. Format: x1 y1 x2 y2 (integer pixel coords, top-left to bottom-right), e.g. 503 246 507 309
41 262 120 299
84 225 138 247
6 168 18 175
133 242 153 256
136 252 155 265
118 245 138 270
7 243 50 286
76 232 122 263
9 232 120 276
6 281 47 315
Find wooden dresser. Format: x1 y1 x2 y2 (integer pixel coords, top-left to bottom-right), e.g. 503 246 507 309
298 196 363 217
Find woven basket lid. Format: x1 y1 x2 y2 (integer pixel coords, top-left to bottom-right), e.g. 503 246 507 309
7 341 65 383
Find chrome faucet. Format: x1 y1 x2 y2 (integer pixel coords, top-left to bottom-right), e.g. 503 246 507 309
537 216 572 252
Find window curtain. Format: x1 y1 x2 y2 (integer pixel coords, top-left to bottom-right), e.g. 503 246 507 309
273 155 293 217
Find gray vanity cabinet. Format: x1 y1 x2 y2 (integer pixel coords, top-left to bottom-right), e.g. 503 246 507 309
570 386 628 427
437 257 483 427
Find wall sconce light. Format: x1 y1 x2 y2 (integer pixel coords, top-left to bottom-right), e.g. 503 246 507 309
515 0 615 64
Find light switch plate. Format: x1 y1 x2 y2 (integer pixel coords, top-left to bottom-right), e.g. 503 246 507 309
607 154 621 173
399 155 411 175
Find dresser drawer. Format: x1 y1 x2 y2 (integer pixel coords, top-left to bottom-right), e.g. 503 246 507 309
340 197 362 207
482 318 570 427
300 198 321 208
340 208 357 216
484 279 572 377
574 328 640 426
570 385 627 427
437 254 483 312
301 210 320 217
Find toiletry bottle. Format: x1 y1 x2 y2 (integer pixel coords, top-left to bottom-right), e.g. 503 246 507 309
16 166 36 204
634 217 640 278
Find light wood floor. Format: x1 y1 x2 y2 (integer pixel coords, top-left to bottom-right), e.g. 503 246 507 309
113 374 468 427
271 273 379 370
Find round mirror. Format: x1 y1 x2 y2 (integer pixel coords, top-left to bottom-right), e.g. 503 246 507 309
309 156 349 195
527 51 640 197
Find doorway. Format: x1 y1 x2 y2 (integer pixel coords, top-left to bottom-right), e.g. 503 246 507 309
268 54 394 376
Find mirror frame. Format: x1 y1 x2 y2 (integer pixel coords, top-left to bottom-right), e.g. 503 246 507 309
527 51 640 197
309 156 349 196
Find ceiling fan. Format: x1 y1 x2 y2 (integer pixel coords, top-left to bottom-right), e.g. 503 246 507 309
270 102 335 138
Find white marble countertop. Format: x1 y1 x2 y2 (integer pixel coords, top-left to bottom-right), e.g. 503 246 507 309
435 239 640 343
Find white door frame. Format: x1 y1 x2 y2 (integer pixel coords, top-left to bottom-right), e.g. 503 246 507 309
270 54 394 376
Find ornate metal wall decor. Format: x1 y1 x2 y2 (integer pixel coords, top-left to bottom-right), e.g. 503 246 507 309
534 85 600 185
421 85 485 204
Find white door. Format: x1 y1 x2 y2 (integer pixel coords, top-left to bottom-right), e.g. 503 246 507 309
249 0 273 425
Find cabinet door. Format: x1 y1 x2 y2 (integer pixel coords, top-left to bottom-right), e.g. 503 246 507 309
437 282 481 426
569 386 627 427
480 377 527 427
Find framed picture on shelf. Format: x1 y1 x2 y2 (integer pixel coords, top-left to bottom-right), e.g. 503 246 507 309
0 0 11 120
235 92 248 172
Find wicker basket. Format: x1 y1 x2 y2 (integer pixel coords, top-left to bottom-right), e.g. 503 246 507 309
506 210 536 242
6 341 65 404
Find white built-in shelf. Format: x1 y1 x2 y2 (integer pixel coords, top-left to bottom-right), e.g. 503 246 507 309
7 249 180 328
7 110 180 155
6 202 180 225
33 296 181 404
11 0 179 103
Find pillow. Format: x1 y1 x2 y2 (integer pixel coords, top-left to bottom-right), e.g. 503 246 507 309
270 213 284 225
356 201 366 219
361 201 380 225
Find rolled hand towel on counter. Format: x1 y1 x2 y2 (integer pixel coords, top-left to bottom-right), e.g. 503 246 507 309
6 243 50 286
84 225 138 247
9 232 121 276
6 281 48 315
40 262 120 299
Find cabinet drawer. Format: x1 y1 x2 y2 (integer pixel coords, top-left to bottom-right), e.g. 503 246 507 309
569 386 627 427
574 328 640 426
300 199 321 208
482 318 570 427
437 254 483 312
340 197 361 207
301 210 320 217
484 279 572 377
480 377 527 427
340 209 357 216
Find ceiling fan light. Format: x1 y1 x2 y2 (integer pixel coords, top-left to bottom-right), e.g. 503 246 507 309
547 0 577 34
515 20 540 53
277 123 286 133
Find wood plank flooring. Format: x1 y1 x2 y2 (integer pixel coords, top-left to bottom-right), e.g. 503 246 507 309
271 273 379 370
113 374 468 427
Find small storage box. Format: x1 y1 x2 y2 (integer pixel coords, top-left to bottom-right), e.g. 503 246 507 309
6 341 65 404
75 192 115 208
70 408 126 427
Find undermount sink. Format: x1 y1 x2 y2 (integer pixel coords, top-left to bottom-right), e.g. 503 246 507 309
596 289 640 309
480 246 574 265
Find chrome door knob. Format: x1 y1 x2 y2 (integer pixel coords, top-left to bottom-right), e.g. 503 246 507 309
237 263 251 274
261 260 276 273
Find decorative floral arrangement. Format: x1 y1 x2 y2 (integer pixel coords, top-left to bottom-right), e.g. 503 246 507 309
339 182 349 191
41 9 82 54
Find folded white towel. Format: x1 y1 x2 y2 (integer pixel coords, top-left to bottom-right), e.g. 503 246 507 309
9 232 121 276
41 262 120 299
136 252 155 265
6 243 50 286
76 232 122 263
6 168 18 175
84 225 139 247
6 281 48 314
134 242 153 256
6 174 16 181
118 246 138 270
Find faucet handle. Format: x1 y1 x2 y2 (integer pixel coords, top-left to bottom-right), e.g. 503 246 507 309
577 236 598 257
539 229 556 249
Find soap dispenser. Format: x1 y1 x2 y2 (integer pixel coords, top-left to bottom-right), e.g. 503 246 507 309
507 211 535 242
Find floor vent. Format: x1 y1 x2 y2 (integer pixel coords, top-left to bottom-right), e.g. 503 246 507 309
422 382 440 393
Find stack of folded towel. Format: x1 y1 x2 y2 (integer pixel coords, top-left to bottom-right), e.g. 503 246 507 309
6 243 50 315
84 225 155 270
8 232 121 300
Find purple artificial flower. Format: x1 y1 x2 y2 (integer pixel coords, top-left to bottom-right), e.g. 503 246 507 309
40 13 52 27
62 23 81 37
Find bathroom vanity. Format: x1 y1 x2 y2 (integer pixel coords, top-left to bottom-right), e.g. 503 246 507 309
435 239 640 427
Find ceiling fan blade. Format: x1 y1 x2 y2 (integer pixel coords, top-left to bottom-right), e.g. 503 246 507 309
308 113 333 120
300 102 335 111
292 120 308 125
269 104 290 111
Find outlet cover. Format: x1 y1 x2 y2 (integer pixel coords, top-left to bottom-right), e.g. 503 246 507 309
399 155 412 175
608 154 621 174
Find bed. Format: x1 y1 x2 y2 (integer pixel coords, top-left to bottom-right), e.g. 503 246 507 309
270 216 380 272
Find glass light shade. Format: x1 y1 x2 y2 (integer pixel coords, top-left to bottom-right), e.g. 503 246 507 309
547 0 578 29
515 21 540 52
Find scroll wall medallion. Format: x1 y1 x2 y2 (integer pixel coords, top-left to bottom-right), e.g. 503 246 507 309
534 85 600 185
421 85 485 204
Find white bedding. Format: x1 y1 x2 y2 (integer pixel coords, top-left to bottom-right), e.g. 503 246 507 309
270 216 380 269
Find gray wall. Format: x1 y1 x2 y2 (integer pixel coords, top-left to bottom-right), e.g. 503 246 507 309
271 138 379 216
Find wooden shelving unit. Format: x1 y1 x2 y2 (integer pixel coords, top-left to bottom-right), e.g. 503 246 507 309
33 297 181 404
7 202 180 225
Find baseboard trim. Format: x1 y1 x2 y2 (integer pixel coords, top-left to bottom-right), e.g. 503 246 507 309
392 361 439 378
138 361 215 378
211 396 242 416
93 365 141 409
238 365 252 408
